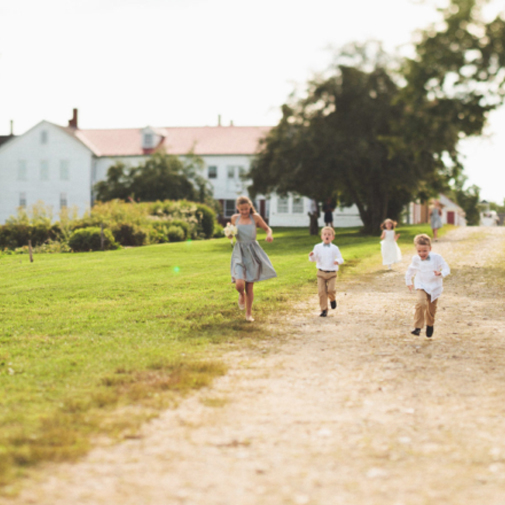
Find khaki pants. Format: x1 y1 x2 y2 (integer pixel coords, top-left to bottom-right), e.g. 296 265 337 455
317 270 337 311
414 289 438 328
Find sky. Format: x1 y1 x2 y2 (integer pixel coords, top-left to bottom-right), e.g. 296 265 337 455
1 0 504 203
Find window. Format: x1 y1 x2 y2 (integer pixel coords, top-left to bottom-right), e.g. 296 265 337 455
60 160 70 181
40 130 48 144
144 133 153 147
17 160 27 181
208 166 217 179
19 192 26 208
238 166 246 178
40 160 49 180
224 199 236 217
277 197 289 213
60 192 68 209
292 197 304 214
227 166 235 179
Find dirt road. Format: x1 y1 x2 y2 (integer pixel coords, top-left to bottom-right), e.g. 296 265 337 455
7 227 505 505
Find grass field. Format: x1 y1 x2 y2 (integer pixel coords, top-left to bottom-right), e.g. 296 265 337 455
0 224 435 488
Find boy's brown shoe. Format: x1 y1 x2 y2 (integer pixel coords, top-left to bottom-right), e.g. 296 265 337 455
426 326 434 337
320 310 328 317
330 300 337 309
411 328 421 336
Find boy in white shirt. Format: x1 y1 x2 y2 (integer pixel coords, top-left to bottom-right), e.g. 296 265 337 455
309 226 345 317
406 234 450 338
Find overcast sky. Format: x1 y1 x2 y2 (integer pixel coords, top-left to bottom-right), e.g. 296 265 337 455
1 0 504 202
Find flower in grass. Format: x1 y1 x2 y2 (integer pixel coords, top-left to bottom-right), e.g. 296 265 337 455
223 223 238 247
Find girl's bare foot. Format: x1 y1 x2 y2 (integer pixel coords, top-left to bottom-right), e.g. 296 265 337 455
238 294 245 310
245 314 254 322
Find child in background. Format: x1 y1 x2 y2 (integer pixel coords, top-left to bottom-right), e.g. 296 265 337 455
405 234 450 338
380 218 401 270
309 226 344 317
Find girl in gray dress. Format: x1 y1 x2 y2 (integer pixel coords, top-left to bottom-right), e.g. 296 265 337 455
228 196 277 322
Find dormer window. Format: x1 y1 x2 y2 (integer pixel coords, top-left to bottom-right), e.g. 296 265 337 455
144 133 154 148
141 126 163 150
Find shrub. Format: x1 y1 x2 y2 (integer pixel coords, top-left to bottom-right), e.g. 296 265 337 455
213 223 224 238
111 223 148 246
167 219 190 239
148 227 168 244
34 240 71 254
0 223 55 249
167 226 185 242
68 227 119 252
195 204 215 239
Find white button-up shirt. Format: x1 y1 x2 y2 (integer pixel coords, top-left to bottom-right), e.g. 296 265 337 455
405 252 450 301
309 242 344 271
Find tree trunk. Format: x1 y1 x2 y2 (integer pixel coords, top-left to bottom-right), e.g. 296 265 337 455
308 212 319 235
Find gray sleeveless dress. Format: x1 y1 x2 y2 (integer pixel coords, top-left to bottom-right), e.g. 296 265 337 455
430 209 443 230
230 220 277 283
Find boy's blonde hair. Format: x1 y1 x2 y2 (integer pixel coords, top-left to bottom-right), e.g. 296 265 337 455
236 195 257 215
321 226 335 237
414 234 431 247
380 218 397 230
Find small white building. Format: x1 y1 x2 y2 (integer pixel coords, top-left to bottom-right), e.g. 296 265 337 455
406 194 466 227
438 194 467 226
0 110 363 228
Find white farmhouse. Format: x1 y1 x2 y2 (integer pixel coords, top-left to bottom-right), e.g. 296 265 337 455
0 118 93 223
0 110 363 228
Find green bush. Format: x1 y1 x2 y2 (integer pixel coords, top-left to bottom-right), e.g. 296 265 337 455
195 204 215 239
0 199 217 252
167 219 190 239
213 223 224 238
0 223 57 249
148 227 168 244
111 223 148 246
167 226 185 242
68 227 119 252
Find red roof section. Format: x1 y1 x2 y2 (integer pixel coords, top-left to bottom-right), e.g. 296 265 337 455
67 126 271 157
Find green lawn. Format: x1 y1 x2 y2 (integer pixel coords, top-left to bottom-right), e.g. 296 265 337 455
0 224 434 488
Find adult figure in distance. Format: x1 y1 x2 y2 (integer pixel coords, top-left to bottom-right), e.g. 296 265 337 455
322 198 334 228
430 199 443 241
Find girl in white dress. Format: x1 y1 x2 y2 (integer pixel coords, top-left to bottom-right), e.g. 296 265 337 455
380 218 401 269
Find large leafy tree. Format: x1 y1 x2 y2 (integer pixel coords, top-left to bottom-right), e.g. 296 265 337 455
94 151 214 206
249 0 505 234
448 176 481 225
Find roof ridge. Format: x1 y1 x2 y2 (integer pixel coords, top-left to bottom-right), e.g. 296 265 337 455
78 125 272 132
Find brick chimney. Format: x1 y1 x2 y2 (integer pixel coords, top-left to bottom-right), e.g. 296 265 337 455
68 108 78 129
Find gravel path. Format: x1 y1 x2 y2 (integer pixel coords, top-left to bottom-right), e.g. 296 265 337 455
6 227 505 505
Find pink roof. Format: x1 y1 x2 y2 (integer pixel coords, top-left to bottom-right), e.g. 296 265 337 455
66 126 271 157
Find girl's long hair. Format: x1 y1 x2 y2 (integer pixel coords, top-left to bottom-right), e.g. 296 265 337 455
380 218 397 230
236 196 257 215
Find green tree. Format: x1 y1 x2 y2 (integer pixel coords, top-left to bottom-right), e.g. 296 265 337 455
249 0 505 234
250 50 451 234
448 176 481 225
94 151 215 207
489 199 505 213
